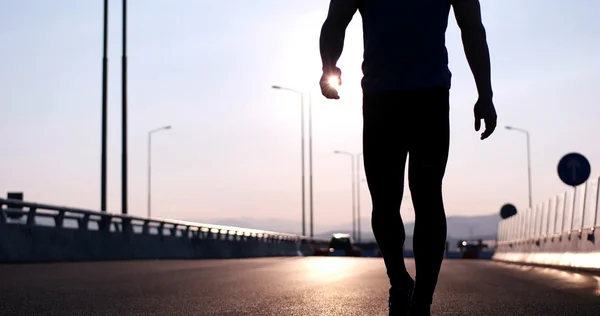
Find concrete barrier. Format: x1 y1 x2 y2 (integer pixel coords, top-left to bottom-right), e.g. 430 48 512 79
0 199 328 263
493 176 600 271
494 228 600 271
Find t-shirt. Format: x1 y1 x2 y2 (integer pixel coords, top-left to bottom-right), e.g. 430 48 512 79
358 0 455 93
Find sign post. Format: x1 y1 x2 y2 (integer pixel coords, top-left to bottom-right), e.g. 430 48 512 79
498 203 517 244
557 152 591 240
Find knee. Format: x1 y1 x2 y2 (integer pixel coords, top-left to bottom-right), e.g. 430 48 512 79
371 203 401 217
371 199 403 222
408 184 443 206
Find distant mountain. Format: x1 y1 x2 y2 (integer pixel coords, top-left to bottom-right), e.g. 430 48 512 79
194 213 501 242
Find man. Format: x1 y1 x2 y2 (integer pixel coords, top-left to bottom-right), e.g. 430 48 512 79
318 0 497 315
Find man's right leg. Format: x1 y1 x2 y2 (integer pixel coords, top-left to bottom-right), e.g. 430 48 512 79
362 91 412 314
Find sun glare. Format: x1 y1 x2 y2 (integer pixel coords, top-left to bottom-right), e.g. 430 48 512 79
327 76 341 91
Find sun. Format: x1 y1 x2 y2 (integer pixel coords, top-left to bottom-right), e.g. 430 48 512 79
327 76 341 91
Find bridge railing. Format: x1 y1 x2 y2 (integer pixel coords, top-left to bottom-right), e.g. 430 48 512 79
0 198 330 257
497 175 600 245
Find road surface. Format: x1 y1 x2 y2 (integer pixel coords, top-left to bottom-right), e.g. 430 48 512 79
1 258 599 315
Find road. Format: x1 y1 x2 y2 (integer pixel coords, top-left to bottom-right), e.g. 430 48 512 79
1 258 599 315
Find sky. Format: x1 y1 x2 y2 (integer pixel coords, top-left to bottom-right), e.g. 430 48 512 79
1 0 599 234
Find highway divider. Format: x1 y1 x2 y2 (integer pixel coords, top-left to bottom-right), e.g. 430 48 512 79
0 199 329 263
493 176 600 271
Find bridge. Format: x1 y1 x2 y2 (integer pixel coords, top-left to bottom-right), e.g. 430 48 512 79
1 175 600 315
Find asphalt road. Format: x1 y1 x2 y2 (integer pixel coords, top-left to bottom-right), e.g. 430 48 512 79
1 258 599 315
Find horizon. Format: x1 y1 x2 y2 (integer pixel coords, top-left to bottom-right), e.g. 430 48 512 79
200 211 500 225
1 0 599 234
200 212 503 239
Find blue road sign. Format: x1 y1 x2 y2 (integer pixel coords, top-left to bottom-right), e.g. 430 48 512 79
557 153 591 187
500 204 517 219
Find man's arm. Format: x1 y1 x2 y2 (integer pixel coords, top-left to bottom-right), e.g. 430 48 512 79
453 0 493 99
319 0 359 74
453 0 497 139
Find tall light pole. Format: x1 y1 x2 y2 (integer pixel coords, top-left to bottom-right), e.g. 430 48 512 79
308 93 314 238
334 150 357 239
148 125 171 218
505 126 533 209
121 0 129 215
100 0 109 212
272 85 306 236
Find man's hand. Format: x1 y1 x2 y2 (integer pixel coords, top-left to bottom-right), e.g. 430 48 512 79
319 0 358 99
453 0 497 140
320 67 342 99
474 97 497 140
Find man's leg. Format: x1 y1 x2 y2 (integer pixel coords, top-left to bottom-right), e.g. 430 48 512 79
362 91 413 302
406 87 450 310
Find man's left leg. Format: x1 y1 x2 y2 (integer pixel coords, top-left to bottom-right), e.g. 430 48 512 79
406 87 451 314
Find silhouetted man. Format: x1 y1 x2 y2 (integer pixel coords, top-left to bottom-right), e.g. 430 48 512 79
319 0 497 315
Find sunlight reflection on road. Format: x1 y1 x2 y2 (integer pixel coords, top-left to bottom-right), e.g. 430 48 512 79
496 261 600 296
593 276 600 296
300 257 381 283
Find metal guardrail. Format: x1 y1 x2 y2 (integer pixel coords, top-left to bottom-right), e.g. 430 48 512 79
0 198 329 244
497 175 600 245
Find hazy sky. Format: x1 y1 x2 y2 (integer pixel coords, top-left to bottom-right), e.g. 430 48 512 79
1 0 599 233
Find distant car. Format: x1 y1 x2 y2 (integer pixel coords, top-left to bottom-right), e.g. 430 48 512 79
457 240 488 259
314 233 362 257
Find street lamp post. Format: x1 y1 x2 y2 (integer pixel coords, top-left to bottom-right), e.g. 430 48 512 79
272 85 307 236
505 126 533 209
308 93 314 238
334 151 357 239
121 0 129 215
100 0 109 212
147 126 171 218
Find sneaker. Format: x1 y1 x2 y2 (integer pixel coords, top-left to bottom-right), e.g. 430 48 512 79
388 280 415 316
